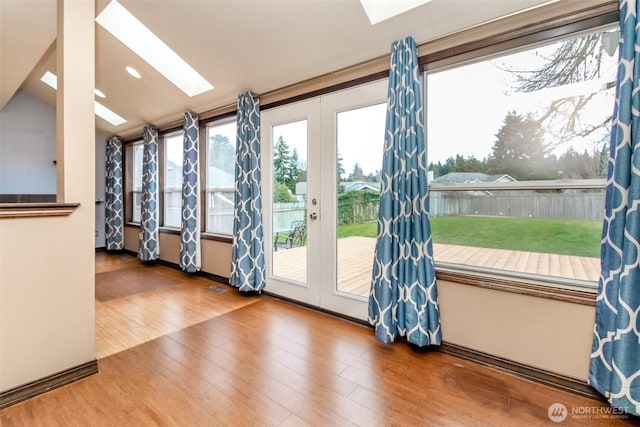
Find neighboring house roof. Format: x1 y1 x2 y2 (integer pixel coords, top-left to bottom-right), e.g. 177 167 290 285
342 181 381 192
431 172 517 184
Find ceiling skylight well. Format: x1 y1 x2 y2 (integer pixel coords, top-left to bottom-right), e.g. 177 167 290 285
360 0 433 25
41 71 58 90
96 0 214 97
40 71 127 127
94 101 127 126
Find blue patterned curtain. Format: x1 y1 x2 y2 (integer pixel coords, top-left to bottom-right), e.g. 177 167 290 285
368 36 441 347
180 111 201 272
230 91 265 292
139 125 160 262
589 0 640 416
105 136 124 250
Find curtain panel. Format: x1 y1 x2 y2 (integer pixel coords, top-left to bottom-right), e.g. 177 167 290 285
139 125 160 262
368 36 442 347
230 91 266 292
105 135 124 250
180 111 201 272
589 0 640 416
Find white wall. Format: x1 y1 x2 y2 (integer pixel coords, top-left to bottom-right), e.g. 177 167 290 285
0 90 57 194
1 0 96 393
0 91 108 248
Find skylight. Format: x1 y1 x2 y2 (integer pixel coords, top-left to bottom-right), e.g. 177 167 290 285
41 71 58 90
360 0 433 25
96 0 214 97
94 101 127 126
40 71 127 127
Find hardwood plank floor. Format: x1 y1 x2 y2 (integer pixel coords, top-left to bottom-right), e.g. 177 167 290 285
1 253 637 426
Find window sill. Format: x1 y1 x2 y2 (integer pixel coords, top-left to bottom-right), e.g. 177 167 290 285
435 262 597 306
0 203 80 219
159 227 180 235
123 224 233 243
201 232 233 243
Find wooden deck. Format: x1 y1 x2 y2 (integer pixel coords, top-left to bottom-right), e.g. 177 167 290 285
273 236 600 297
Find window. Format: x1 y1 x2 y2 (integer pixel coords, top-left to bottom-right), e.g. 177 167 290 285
426 25 618 284
163 132 183 228
131 141 144 223
206 120 236 235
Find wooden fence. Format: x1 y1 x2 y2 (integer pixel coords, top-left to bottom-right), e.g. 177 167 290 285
273 202 306 230
207 192 604 232
429 191 605 221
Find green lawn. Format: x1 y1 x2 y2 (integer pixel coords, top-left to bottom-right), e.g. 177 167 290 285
337 216 602 258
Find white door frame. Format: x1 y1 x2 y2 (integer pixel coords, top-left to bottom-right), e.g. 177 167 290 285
262 80 388 321
262 99 321 306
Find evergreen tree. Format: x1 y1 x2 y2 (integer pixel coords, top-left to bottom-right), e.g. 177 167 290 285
273 135 291 185
488 111 557 180
208 134 235 174
558 147 605 179
347 162 365 181
287 148 300 192
337 151 346 182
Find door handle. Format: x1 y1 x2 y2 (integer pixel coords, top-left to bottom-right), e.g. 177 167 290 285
309 212 318 220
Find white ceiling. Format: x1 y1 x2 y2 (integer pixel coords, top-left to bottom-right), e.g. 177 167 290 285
2 0 556 138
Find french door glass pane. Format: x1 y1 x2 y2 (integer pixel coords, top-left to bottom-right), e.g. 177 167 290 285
336 103 386 297
272 120 308 284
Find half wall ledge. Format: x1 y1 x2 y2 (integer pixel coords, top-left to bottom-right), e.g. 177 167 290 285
0 203 80 219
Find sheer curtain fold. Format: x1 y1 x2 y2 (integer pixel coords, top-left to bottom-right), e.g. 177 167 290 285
139 125 160 261
180 111 201 272
230 91 266 292
105 136 124 250
368 36 441 347
589 0 640 416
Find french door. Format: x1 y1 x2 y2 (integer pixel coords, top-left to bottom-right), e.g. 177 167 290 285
262 80 387 320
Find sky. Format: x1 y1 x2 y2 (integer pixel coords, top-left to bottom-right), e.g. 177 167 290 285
265 26 617 179
171 26 618 181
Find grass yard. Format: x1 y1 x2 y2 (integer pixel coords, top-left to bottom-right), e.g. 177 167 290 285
337 215 602 258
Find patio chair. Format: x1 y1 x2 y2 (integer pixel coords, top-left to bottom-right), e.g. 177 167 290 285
274 220 307 251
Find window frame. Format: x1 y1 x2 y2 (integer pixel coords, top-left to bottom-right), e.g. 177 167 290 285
203 117 237 237
125 139 144 224
421 15 618 299
160 129 184 229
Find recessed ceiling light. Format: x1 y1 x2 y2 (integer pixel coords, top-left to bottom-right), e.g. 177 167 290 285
94 89 106 98
360 0 433 25
96 0 214 97
40 71 127 127
125 66 141 79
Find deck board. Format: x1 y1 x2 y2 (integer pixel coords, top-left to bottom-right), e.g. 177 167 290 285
273 236 600 297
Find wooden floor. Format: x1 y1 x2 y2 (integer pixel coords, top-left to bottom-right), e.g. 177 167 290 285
1 253 635 426
94 254 259 359
274 237 601 297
